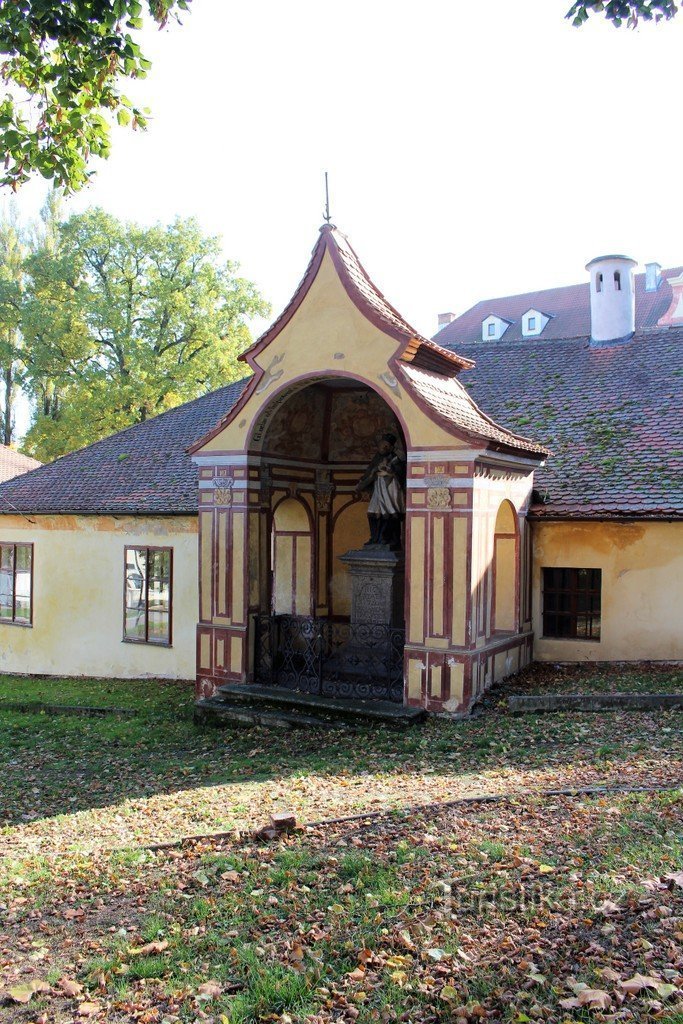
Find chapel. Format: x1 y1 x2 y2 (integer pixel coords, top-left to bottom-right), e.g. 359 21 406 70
0 225 680 719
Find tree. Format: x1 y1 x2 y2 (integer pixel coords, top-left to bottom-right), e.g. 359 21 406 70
567 1 678 27
20 209 269 461
0 1 191 193
0 207 28 446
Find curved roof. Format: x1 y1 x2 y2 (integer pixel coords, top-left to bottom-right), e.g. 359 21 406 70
240 224 474 378
400 365 549 457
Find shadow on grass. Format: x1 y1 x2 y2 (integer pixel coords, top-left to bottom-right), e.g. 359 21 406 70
0 669 681 836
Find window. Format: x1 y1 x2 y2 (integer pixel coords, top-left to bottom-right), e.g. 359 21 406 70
487 322 496 337
614 270 621 291
0 543 33 625
596 273 603 293
124 547 172 645
527 316 536 330
542 567 601 640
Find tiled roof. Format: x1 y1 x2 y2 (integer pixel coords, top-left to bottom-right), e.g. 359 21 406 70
435 266 683 346
439 327 683 519
0 445 41 483
0 380 249 516
400 364 548 458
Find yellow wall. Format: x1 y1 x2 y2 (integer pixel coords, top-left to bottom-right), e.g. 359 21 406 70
0 514 198 679
532 520 683 662
200 249 469 456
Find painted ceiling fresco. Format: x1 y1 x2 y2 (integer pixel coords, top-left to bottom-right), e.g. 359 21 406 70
261 386 402 463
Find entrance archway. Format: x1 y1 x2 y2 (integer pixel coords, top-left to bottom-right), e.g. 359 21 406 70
251 377 407 701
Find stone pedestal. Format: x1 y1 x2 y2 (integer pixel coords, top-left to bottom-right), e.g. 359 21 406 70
339 545 405 626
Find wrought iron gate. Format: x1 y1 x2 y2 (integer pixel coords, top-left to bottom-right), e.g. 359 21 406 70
254 614 405 702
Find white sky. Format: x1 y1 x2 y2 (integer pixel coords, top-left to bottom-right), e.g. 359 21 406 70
4 0 683 355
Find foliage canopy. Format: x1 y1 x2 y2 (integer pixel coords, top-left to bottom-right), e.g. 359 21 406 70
0 1 190 192
0 1 678 192
0 204 269 461
567 0 678 27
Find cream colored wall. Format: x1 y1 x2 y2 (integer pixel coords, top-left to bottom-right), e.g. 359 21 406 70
532 520 683 662
0 514 197 679
201 249 469 455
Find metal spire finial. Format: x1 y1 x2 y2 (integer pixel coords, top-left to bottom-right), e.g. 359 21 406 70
323 171 332 224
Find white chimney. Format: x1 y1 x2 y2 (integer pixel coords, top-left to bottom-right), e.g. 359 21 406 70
437 311 456 331
645 262 662 292
585 254 637 343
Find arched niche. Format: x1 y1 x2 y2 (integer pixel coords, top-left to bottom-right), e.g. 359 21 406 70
272 497 313 616
492 499 518 633
330 500 369 617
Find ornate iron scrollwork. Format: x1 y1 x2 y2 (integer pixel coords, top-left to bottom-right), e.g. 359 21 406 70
254 614 405 703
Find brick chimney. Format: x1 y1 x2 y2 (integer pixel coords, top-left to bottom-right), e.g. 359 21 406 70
437 311 456 332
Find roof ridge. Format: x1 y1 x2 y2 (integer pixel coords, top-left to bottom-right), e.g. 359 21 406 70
455 264 683 316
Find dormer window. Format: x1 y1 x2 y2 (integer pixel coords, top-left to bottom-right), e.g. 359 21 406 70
521 308 550 338
614 271 621 291
481 315 511 342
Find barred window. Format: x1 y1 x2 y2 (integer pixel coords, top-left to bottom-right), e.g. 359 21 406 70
0 543 33 625
124 547 172 645
542 567 601 640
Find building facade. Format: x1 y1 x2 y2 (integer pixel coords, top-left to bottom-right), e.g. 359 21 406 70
0 230 680 711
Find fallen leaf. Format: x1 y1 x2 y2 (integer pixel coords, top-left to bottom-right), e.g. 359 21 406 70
619 973 660 994
7 980 51 1004
578 988 612 1010
129 939 169 956
197 980 223 1000
78 1002 101 1017
59 977 83 997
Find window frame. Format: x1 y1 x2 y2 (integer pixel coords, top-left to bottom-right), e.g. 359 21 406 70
122 545 173 647
0 541 34 627
487 322 496 337
527 316 536 331
542 567 601 641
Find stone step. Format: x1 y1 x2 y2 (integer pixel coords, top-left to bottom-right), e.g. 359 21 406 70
213 682 425 726
193 697 348 731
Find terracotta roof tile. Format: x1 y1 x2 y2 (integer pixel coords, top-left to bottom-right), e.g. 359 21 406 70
0 445 41 484
0 380 249 516
400 364 548 457
436 266 683 346
438 327 683 518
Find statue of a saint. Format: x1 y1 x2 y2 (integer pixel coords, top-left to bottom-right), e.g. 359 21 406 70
355 433 406 549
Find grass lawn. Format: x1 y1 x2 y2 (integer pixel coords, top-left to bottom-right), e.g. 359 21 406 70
1 669 682 1022
504 663 683 696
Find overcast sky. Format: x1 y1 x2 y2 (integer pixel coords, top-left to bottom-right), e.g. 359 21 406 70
4 0 683 344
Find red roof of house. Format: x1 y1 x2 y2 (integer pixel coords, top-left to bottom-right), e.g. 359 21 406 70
435 266 683 346
0 445 41 484
437 323 683 519
0 381 248 515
